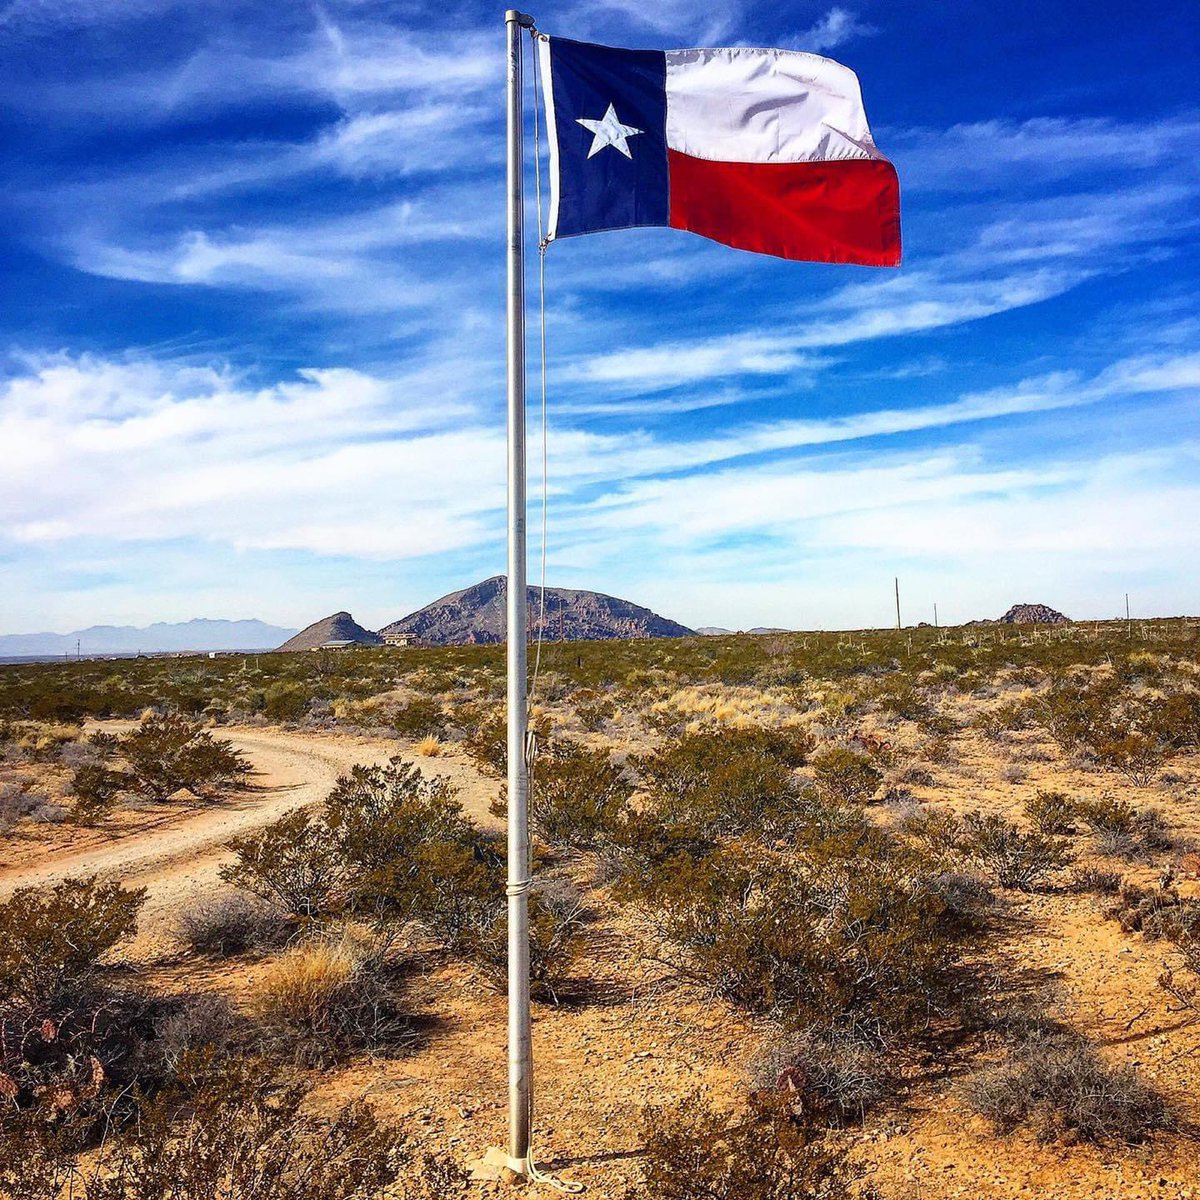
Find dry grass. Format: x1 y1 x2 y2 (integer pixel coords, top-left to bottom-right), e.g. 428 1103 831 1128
415 735 442 757
650 684 805 732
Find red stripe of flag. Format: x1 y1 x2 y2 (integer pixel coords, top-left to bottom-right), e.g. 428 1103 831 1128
667 150 902 266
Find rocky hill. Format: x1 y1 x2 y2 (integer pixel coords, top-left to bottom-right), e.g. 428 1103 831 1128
277 612 382 652
969 603 1070 626
380 576 694 645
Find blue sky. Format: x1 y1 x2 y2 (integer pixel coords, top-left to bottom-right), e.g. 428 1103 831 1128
1 0 1198 633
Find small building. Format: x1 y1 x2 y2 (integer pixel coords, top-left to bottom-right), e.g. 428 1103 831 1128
313 639 360 651
383 632 421 648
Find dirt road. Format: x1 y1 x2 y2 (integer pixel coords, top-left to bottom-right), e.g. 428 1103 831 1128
0 726 499 952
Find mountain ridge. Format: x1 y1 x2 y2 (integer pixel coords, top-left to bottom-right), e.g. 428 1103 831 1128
379 576 694 645
0 618 298 657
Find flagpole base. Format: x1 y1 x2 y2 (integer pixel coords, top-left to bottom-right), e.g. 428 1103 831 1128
469 1146 531 1184
469 1146 584 1192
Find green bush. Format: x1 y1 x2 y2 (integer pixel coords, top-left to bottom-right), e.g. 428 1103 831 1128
810 745 882 804
0 876 145 1010
0 877 151 1126
87 1061 401 1200
70 762 127 823
1023 790 1078 836
119 714 250 800
223 811 348 920
621 828 958 1037
391 697 447 739
263 682 311 722
636 728 808 838
961 813 1073 891
492 742 632 851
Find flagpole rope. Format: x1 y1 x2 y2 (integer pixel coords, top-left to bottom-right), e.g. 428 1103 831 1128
529 25 550 713
520 26 584 1197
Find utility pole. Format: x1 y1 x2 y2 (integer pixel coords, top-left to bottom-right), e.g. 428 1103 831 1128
933 602 939 629
1126 592 1131 638
894 577 901 630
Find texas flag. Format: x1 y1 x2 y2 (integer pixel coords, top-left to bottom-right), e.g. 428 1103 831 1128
537 37 901 267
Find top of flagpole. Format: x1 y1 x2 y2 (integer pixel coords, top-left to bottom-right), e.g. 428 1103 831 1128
506 10 535 27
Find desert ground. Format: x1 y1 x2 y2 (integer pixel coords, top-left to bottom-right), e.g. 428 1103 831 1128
2 622 1199 1198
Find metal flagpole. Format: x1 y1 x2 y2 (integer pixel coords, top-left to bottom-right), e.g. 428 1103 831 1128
504 7 535 1175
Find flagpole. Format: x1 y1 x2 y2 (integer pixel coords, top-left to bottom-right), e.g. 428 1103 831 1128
504 7 535 1175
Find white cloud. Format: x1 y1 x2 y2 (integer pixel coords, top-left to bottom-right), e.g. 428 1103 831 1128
896 114 1200 193
789 7 876 53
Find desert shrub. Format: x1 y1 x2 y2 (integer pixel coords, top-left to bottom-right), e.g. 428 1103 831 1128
0 878 156 1126
961 1029 1170 1143
1023 790 1078 835
0 876 145 1010
1034 677 1184 784
1080 797 1171 858
928 870 999 925
321 760 499 935
1106 881 1184 933
1079 795 1137 839
1152 689 1200 749
751 1027 888 1124
391 697 446 740
0 1118 86 1200
461 707 550 777
493 742 631 851
251 932 411 1065
1064 866 1123 894
415 735 442 756
87 730 121 757
640 1092 869 1200
223 810 349 919
899 806 963 857
1093 731 1166 786
960 812 1073 891
221 761 557 983
175 891 293 957
70 762 127 823
972 701 1033 739
263 682 311 722
636 728 807 838
469 881 588 1002
83 1061 402 1200
623 830 958 1037
153 994 241 1085
809 745 882 804
0 783 40 833
119 714 250 800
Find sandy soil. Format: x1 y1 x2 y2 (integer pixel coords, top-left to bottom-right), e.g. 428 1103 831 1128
4 718 1200 1196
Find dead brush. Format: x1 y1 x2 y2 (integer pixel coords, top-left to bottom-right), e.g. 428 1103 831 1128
251 930 412 1065
961 1028 1170 1143
640 1090 869 1200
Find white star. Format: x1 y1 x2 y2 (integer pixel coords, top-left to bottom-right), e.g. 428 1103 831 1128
576 103 643 159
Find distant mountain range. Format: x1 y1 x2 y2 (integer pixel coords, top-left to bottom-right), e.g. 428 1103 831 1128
697 626 792 636
0 618 299 658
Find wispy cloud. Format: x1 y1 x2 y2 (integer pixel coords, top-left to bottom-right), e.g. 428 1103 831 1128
788 7 876 52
